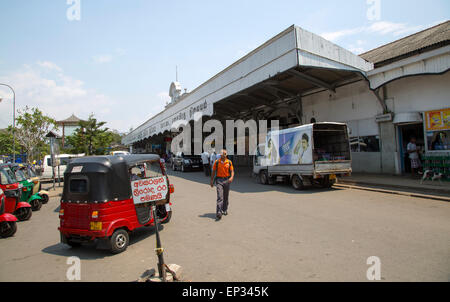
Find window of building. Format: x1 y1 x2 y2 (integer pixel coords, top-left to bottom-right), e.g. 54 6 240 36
350 136 380 152
426 130 450 151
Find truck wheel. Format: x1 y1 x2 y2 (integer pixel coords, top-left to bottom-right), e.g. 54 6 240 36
321 176 334 188
259 170 268 185
0 221 17 238
292 175 304 190
110 229 129 254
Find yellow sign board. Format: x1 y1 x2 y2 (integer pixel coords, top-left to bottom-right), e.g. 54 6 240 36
425 108 450 131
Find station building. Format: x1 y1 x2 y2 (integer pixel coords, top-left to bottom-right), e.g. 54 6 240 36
123 21 450 175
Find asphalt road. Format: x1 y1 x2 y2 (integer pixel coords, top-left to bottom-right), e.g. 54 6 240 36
1 169 449 282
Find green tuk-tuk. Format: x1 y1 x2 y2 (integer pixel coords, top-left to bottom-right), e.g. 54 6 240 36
9 164 43 211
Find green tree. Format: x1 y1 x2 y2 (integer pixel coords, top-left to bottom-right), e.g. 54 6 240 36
66 114 111 155
15 106 56 162
0 126 21 156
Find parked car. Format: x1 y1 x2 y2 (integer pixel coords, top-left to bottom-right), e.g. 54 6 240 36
171 153 203 172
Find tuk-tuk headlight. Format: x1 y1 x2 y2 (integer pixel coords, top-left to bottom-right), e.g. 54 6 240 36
59 209 64 216
90 222 102 231
91 211 98 219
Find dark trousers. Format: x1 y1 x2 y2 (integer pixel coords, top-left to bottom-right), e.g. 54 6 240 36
203 163 210 176
216 177 230 215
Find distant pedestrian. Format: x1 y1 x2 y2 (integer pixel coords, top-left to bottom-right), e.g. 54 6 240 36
210 149 234 221
407 136 422 176
201 150 210 176
210 149 217 173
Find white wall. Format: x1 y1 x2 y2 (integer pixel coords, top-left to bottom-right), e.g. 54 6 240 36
385 71 450 113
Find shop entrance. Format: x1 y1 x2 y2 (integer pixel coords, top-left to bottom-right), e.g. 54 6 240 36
398 123 424 174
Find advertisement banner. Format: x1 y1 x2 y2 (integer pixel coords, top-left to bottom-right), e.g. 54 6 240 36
131 176 168 204
278 130 313 165
425 108 450 131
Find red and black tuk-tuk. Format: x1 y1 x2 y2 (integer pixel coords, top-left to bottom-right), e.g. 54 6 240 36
0 164 33 222
58 154 174 254
0 188 18 238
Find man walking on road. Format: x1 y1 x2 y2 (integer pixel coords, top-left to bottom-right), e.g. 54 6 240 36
210 149 234 221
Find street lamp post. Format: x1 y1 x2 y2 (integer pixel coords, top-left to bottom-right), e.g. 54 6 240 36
0 83 16 162
0 83 16 163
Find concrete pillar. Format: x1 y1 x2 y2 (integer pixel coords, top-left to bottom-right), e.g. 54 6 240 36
379 121 397 174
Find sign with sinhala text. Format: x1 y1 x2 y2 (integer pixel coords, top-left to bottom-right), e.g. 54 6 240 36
131 176 168 204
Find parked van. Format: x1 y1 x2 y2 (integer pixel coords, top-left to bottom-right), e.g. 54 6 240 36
253 123 352 190
41 154 85 179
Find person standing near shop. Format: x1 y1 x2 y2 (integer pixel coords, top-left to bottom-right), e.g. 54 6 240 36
210 149 234 221
201 150 210 176
407 136 422 176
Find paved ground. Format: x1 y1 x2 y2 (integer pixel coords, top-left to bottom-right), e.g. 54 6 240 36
1 169 449 282
338 172 450 198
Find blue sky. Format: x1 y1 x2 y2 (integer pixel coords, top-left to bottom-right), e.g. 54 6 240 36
0 0 449 132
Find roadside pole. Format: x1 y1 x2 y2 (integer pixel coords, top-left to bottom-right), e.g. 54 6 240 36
151 202 167 281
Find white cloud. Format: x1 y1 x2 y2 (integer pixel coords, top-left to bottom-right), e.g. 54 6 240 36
92 49 126 64
0 62 120 130
321 27 364 42
320 20 439 42
37 61 63 72
93 54 113 64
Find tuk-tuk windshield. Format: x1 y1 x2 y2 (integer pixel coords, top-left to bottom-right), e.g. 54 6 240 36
14 169 27 182
27 167 37 178
129 160 163 180
0 167 16 185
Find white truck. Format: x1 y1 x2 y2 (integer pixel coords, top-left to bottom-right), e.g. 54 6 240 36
253 122 352 190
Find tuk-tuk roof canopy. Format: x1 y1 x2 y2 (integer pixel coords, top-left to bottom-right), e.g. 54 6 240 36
62 154 161 203
69 154 161 170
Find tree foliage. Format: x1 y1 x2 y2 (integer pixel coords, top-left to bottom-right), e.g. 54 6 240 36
0 126 21 155
66 114 115 155
15 106 56 162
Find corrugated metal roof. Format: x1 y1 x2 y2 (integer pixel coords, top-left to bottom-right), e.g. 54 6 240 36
360 20 450 67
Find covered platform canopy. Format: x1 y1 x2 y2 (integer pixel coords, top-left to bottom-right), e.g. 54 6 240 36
123 25 374 146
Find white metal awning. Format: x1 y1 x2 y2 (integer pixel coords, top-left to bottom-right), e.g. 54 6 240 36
123 25 373 145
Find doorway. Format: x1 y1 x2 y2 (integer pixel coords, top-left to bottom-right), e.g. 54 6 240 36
398 123 424 174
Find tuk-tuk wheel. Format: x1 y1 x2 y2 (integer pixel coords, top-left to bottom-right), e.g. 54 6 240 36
110 229 129 254
31 200 42 211
67 240 82 248
41 194 49 204
15 207 32 221
0 221 17 238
